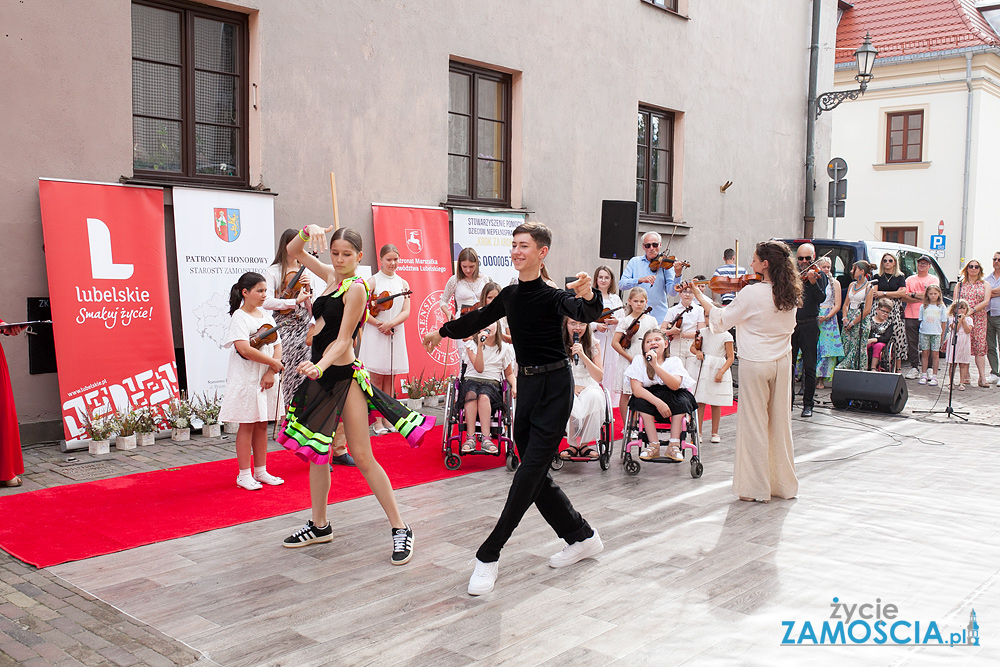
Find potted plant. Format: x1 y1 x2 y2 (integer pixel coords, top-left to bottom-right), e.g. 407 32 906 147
402 373 425 411
423 374 442 407
114 407 139 450
164 395 193 441
81 408 115 455
134 406 160 446
194 391 223 438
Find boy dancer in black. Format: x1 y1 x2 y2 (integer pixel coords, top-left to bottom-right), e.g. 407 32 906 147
423 222 604 595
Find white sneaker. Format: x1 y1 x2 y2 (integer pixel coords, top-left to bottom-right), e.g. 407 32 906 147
986 373 1000 383
905 368 920 380
918 375 927 385
468 559 499 596
254 470 285 486
236 475 262 491
549 530 604 568
710 434 721 444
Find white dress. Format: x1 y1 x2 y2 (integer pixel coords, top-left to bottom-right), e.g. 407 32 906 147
665 302 705 378
592 292 624 375
609 313 659 394
359 271 410 375
218 309 285 424
567 345 604 446
441 274 492 314
693 326 734 407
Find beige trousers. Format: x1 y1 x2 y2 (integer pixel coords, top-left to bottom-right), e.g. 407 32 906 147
733 351 798 501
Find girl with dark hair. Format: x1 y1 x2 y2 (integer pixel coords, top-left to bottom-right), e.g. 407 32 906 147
561 317 604 459
592 265 622 374
623 328 697 462
440 247 491 320
460 319 515 454
683 240 801 502
264 229 321 408
279 225 434 565
359 243 411 435
218 272 286 491
837 261 875 371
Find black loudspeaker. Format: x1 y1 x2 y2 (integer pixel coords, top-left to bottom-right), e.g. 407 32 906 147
600 200 638 260
830 369 908 414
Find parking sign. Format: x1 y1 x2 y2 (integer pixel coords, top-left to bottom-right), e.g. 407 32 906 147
930 235 946 250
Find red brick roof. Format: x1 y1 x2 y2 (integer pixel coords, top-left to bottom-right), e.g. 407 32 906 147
836 0 999 63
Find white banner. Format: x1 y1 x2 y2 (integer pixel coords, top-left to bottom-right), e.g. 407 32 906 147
452 209 525 287
172 188 275 399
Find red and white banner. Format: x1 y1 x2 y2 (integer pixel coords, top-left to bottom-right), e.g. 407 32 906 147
38 179 178 441
372 204 457 392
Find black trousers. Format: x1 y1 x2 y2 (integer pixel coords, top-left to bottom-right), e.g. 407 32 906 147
905 317 920 369
477 365 592 562
791 318 819 409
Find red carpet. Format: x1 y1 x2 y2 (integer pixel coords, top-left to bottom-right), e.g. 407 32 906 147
0 426 505 568
0 403 737 568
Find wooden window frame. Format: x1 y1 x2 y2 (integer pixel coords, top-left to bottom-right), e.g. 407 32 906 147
885 110 923 164
447 61 512 207
881 226 918 246
637 106 675 222
131 0 250 187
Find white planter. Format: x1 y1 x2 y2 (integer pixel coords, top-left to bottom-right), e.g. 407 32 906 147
404 397 423 411
171 428 191 442
89 439 110 455
137 432 156 446
224 422 240 434
115 434 137 450
424 395 441 408
202 423 222 438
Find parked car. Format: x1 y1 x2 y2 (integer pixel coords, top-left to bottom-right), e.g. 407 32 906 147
775 238 955 301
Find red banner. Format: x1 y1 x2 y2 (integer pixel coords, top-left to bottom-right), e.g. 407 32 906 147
39 180 178 441
372 205 457 394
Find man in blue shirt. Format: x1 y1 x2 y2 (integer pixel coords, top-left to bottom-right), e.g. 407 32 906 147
619 231 685 322
712 248 747 306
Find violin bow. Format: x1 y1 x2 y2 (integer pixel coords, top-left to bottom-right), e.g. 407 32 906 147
271 370 283 439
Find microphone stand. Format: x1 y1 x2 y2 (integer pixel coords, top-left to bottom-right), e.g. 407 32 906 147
913 313 968 421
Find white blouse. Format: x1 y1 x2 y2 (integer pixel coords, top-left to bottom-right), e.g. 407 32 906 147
441 274 492 312
707 282 796 363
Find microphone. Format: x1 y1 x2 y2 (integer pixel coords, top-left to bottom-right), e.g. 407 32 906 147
645 353 653 362
573 332 580 365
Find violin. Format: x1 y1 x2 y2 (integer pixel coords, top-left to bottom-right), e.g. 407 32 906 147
596 305 624 323
664 305 693 338
459 303 479 316
619 307 653 349
237 323 283 360
693 329 703 352
648 253 691 272
676 273 764 295
276 266 309 315
368 289 413 315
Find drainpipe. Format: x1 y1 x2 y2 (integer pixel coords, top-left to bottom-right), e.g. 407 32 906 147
803 0 822 238
960 53 973 266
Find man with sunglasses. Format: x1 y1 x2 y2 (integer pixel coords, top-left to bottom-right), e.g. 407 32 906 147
986 253 1000 385
790 243 827 417
619 231 686 323
902 255 939 380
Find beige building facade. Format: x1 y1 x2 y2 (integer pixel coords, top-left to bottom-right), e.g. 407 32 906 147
1 0 834 437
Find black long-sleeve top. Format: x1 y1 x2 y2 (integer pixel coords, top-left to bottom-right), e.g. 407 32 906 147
870 317 895 344
439 277 603 366
797 272 829 321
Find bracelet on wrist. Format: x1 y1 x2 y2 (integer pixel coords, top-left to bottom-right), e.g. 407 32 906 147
299 226 310 241
314 364 323 378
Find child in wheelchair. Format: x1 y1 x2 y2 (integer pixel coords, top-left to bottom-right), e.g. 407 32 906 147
561 317 604 460
624 329 698 462
866 298 895 371
461 321 515 454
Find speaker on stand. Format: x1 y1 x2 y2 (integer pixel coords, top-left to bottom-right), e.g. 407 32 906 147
830 369 908 414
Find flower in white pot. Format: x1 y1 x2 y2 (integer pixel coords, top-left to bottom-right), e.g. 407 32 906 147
81 408 115 455
164 394 193 441
134 406 161 446
402 374 425 410
114 407 139 450
193 391 223 438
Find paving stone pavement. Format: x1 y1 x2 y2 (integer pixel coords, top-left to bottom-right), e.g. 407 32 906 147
0 382 994 666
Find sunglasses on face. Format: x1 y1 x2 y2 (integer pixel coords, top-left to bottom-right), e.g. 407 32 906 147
968 265 981 269
797 256 814 261
883 259 895 264
878 308 891 314
993 258 1000 262
643 243 659 249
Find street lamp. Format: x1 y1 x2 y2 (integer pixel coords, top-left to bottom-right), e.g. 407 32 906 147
816 31 878 116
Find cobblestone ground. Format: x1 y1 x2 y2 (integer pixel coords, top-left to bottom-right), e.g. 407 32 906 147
1 379 995 665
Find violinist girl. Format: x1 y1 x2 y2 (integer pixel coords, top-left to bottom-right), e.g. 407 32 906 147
692 320 734 444
611 287 659 424
592 265 623 374
264 229 320 407
359 244 411 435
218 272 286 491
662 284 706 378
440 247 491 321
279 225 434 564
624 329 697 462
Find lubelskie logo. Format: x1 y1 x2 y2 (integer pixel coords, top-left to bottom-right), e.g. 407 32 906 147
214 208 241 242
781 599 980 646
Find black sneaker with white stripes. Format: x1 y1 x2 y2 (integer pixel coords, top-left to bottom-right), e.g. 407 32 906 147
390 525 413 565
282 520 333 548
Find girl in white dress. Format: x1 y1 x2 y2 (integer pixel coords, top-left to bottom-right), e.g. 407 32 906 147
360 244 411 434
218 272 286 491
692 325 734 444
662 285 706 378
945 300 974 389
440 247 491 320
611 287 658 424
591 265 623 386
562 317 604 459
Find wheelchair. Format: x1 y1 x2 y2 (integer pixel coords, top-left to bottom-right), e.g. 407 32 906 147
441 363 518 471
869 337 897 373
550 385 615 472
619 400 703 478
